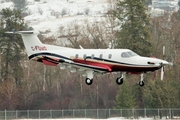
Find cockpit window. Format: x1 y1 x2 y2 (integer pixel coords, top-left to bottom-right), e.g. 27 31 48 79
121 51 139 58
121 52 130 58
127 51 139 57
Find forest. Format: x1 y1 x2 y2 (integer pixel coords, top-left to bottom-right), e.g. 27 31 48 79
0 0 180 110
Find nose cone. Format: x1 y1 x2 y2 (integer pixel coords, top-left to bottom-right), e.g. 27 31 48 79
158 59 173 66
161 60 169 65
148 57 172 66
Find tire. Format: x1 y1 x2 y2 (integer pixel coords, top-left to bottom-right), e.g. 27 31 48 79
139 81 144 86
116 77 123 85
85 78 93 85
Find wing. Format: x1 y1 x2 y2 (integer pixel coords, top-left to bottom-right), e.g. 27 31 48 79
31 55 111 75
60 61 110 73
42 56 65 66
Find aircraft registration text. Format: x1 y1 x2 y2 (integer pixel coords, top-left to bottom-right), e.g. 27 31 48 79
31 46 47 51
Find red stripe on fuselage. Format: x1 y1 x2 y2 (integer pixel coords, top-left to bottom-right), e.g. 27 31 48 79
73 59 160 72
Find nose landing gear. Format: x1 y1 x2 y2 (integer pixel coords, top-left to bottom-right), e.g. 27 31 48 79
139 73 144 86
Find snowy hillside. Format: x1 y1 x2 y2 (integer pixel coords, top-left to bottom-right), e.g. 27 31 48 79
0 0 112 36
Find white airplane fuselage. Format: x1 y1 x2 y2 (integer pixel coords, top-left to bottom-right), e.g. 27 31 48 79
29 48 167 73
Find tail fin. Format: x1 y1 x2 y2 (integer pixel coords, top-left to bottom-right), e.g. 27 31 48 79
6 31 45 56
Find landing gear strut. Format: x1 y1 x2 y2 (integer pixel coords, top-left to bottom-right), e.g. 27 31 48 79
139 73 144 86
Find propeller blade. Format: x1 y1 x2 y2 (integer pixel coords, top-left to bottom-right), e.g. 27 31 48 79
160 66 164 80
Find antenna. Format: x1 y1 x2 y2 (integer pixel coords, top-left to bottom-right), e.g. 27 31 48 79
108 42 112 49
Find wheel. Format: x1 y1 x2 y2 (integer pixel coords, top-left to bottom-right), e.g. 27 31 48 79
139 81 144 86
116 77 123 85
85 78 93 85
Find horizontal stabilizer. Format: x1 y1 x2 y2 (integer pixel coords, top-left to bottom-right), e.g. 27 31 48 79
5 31 34 34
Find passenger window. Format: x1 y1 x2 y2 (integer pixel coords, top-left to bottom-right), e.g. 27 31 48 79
91 54 95 59
108 54 112 59
83 54 87 59
121 52 130 58
75 54 78 59
100 54 103 59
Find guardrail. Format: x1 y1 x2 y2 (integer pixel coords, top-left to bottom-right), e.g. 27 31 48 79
0 108 180 119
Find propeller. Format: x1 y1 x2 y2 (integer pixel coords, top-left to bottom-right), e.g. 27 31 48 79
160 63 164 80
149 46 173 80
160 46 174 80
160 60 173 80
161 46 164 80
160 46 166 80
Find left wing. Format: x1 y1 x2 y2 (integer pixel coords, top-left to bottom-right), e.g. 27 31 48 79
42 56 65 66
35 55 110 75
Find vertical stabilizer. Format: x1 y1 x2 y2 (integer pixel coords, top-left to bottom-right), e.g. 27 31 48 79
6 31 45 56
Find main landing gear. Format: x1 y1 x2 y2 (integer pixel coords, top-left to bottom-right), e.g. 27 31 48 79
85 78 93 85
85 70 93 85
116 73 145 86
116 74 124 85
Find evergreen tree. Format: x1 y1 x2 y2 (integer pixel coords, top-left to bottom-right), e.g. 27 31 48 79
0 8 25 84
114 0 152 109
114 0 152 56
142 80 180 108
114 82 137 108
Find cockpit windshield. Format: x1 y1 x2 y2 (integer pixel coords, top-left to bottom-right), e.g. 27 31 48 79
121 51 139 58
127 51 139 57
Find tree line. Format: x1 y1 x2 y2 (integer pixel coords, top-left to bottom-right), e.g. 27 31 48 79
0 0 179 110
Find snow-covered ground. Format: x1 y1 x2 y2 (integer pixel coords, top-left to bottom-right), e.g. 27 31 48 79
0 0 112 36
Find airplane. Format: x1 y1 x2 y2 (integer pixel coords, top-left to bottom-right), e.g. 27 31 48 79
6 31 172 86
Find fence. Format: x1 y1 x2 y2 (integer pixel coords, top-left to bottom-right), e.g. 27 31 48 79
0 108 180 119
